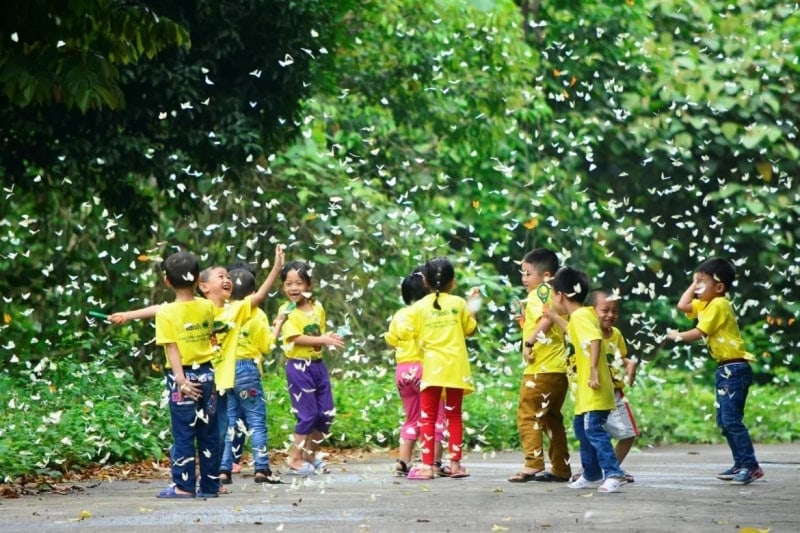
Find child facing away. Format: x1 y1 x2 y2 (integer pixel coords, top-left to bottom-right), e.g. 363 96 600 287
385 267 446 476
666 257 762 485
153 251 220 498
547 266 628 493
405 257 479 481
507 248 572 483
217 267 283 485
277 260 345 475
589 289 638 482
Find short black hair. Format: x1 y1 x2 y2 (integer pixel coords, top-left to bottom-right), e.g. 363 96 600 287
696 257 736 289
162 251 200 289
588 289 611 307
522 248 559 275
401 266 429 305
551 266 590 304
229 268 257 300
227 261 257 277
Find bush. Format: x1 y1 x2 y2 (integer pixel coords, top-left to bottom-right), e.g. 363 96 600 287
2 353 798 481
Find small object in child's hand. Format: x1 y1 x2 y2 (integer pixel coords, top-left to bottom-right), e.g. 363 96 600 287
466 287 483 314
88 311 108 319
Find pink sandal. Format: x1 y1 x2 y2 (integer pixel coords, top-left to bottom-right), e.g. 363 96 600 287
406 466 434 480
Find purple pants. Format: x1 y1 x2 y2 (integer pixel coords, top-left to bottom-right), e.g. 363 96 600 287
285 359 335 435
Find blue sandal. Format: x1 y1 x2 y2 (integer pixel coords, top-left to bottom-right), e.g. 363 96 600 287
156 484 195 499
285 462 316 475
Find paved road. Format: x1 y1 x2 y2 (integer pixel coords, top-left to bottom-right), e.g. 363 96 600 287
1 444 798 532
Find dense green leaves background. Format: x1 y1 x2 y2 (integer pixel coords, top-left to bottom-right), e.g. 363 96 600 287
1 0 798 477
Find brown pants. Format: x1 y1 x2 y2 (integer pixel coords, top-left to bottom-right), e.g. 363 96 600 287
516 373 571 478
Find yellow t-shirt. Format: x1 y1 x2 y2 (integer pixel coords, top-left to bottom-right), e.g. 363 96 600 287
236 308 275 364
155 298 217 367
603 327 628 390
568 306 615 414
408 292 477 394
688 297 754 363
385 305 421 364
279 300 327 360
522 285 567 375
210 297 255 390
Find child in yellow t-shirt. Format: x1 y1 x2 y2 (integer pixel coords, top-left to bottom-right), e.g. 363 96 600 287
508 248 571 483
217 267 282 485
589 289 638 483
548 266 627 493
385 266 446 476
277 260 345 475
153 251 218 498
666 257 762 485
404 257 479 481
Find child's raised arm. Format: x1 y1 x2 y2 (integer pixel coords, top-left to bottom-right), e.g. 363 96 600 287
251 245 285 308
676 274 699 313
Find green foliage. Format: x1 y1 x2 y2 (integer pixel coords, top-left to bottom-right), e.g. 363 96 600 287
3 347 798 480
0 0 190 111
2 0 800 479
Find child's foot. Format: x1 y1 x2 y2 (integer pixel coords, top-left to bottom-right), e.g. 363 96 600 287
254 469 283 484
396 459 410 476
448 460 470 479
232 463 242 474
406 465 435 480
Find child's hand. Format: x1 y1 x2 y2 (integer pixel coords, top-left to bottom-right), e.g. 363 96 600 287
176 378 202 401
588 368 600 389
514 299 525 327
666 329 682 342
274 245 285 268
523 345 534 364
325 332 346 350
108 312 128 325
466 287 482 315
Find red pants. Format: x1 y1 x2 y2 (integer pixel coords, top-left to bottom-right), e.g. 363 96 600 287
419 386 464 465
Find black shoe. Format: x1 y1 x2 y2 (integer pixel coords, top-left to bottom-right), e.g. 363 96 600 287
533 472 570 482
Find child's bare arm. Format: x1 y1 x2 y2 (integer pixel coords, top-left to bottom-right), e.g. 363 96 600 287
623 356 637 387
165 343 201 399
666 327 704 343
288 332 345 350
109 304 162 324
588 339 601 389
676 274 698 313
522 317 554 363
251 246 285 308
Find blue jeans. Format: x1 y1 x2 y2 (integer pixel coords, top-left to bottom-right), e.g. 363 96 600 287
716 362 758 469
167 363 220 495
573 411 625 481
220 360 270 473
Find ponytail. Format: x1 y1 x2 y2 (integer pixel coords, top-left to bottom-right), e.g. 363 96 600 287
423 257 454 311
433 267 442 310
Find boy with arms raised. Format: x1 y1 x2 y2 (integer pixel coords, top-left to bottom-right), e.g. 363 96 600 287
154 251 219 498
547 266 627 493
507 248 571 483
667 257 762 485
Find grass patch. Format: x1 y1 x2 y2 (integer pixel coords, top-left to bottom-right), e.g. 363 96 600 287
2 354 798 481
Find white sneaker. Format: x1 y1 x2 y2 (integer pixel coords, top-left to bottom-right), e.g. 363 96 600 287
568 475 601 489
